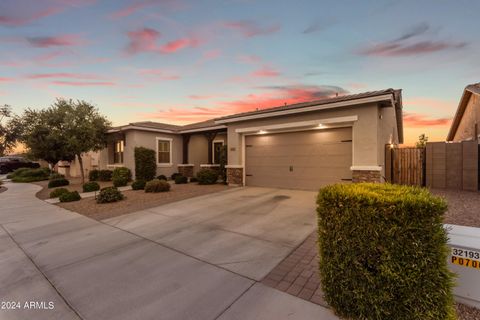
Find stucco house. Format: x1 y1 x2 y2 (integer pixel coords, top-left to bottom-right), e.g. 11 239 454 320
447 83 480 142
93 88 403 191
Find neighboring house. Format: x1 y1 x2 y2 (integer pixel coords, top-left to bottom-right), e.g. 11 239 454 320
447 83 480 142
57 152 100 178
93 88 403 191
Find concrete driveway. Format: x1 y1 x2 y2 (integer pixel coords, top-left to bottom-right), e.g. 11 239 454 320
0 182 337 320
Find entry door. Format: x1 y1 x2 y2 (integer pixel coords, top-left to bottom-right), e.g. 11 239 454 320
245 127 352 190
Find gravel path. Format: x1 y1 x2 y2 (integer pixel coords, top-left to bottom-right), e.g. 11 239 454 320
430 189 480 228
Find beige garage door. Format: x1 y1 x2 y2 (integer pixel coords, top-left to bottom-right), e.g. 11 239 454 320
245 127 352 190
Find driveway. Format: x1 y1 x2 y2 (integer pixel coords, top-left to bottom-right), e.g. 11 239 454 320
0 182 336 320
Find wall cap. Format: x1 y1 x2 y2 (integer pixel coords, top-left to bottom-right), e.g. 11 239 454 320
350 166 382 171
225 165 244 169
177 164 194 167
200 164 220 167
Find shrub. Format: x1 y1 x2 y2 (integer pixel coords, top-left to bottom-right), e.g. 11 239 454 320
113 177 128 187
49 172 65 180
175 175 188 184
48 178 69 188
145 179 170 193
316 183 455 320
10 167 50 182
112 167 132 181
171 172 181 181
189 177 198 183
131 180 146 190
134 147 156 181
157 174 167 181
96 186 124 204
49 187 69 198
97 170 113 181
89 169 100 181
59 191 81 202
82 181 100 193
196 169 218 185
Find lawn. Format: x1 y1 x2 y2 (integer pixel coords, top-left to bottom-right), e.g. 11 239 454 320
57 182 229 220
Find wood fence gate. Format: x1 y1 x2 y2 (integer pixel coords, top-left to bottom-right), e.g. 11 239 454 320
385 146 425 186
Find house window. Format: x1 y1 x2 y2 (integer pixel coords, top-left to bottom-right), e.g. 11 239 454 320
213 140 224 164
157 138 172 165
113 140 124 164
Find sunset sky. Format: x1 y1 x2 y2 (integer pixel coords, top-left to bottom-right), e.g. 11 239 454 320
1 0 479 145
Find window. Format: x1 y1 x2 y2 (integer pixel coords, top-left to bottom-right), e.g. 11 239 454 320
113 140 124 164
157 138 172 165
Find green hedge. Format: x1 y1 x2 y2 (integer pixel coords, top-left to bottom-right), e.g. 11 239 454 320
49 188 69 198
316 183 455 320
131 180 146 190
10 167 50 182
48 178 69 188
175 175 188 184
196 169 218 185
59 191 81 202
145 179 170 193
134 147 156 181
96 186 124 203
83 181 100 192
89 169 100 181
98 170 113 181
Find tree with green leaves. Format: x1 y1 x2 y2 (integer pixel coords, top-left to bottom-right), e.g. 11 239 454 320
415 133 428 148
0 105 22 156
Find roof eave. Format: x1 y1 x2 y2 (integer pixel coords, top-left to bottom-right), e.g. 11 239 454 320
446 89 472 141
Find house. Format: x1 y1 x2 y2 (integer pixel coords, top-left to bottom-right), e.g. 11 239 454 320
94 88 403 191
447 83 480 142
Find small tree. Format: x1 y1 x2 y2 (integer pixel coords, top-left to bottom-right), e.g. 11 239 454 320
0 105 22 156
415 134 428 148
134 147 156 181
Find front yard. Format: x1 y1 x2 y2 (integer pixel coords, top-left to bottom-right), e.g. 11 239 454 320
431 189 480 228
57 183 229 220
33 178 115 200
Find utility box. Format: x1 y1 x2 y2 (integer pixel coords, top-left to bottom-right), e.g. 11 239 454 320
445 224 480 308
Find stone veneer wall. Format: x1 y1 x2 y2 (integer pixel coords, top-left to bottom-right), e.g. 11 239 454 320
226 167 243 186
177 165 194 178
352 170 382 183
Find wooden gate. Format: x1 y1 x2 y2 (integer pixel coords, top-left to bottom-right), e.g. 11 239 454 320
385 146 425 186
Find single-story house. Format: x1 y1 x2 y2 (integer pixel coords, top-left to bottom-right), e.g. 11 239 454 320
447 83 480 142
91 88 403 191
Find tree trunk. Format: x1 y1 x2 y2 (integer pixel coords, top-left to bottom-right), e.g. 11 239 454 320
77 154 85 184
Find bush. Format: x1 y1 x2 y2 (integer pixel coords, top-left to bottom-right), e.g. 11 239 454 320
316 183 455 320
112 167 132 181
113 177 128 187
171 172 181 181
89 169 100 181
59 191 81 202
97 170 113 181
196 169 218 185
189 177 198 183
49 188 69 198
10 167 50 182
96 186 124 204
145 179 170 193
131 180 146 190
157 174 167 181
49 172 65 180
82 181 100 193
48 178 69 188
134 147 156 181
175 175 188 184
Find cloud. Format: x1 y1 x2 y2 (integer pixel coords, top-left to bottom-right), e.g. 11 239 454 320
138 69 180 80
0 7 61 26
146 84 348 123
251 66 281 78
302 18 334 34
160 38 194 53
0 77 14 82
27 35 85 48
188 95 218 100
237 54 262 64
51 81 115 86
358 22 467 56
26 73 101 80
110 0 184 19
224 20 280 37
403 112 451 127
125 28 161 54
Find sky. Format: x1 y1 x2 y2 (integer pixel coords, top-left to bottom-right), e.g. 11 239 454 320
1 0 479 145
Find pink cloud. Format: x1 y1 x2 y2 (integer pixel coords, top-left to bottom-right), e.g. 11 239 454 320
138 69 180 80
188 95 218 100
237 54 262 64
27 34 85 48
110 0 185 19
404 97 455 112
403 112 451 127
224 20 281 37
125 28 161 54
51 81 115 86
26 73 101 80
202 49 221 60
0 7 62 26
160 38 191 53
251 66 281 78
0 77 14 82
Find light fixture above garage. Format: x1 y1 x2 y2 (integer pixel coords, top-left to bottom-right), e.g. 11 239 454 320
258 130 267 134
317 124 324 128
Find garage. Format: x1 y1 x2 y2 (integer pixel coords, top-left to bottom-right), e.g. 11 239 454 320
245 127 353 190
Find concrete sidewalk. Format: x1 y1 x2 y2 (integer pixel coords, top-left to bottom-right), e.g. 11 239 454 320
0 182 338 320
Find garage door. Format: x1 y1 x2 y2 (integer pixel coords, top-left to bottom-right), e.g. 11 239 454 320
245 127 352 190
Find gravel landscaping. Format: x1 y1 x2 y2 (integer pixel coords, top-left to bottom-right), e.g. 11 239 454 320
57 183 229 220
33 178 117 200
431 189 480 228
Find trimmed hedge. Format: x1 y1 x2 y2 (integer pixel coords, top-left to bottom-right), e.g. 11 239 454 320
59 191 81 202
316 183 455 320
10 167 50 182
49 188 69 198
48 178 69 188
157 174 167 181
189 177 198 183
96 186 124 203
83 181 100 193
49 173 65 180
98 170 113 181
175 175 188 184
145 179 170 193
134 147 156 181
131 180 146 190
171 172 181 181
196 169 218 185
112 167 131 187
89 169 100 181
